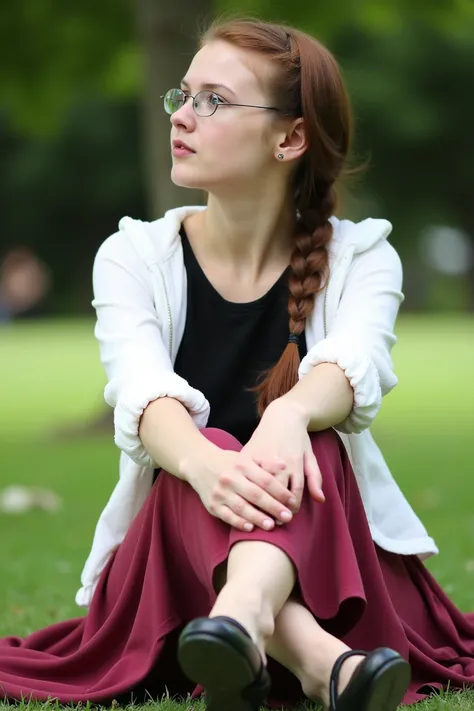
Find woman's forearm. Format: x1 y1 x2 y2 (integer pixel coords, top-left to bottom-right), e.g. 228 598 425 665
279 362 354 431
138 397 215 478
139 363 352 476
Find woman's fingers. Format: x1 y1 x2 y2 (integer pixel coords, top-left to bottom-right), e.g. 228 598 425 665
289 474 305 511
232 474 293 525
253 455 304 512
212 494 276 531
253 456 286 475
216 504 256 532
249 456 294 525
304 449 325 502
206 446 324 532
243 461 297 510
211 461 294 528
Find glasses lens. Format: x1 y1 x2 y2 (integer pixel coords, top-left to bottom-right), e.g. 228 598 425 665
164 89 185 115
194 91 219 117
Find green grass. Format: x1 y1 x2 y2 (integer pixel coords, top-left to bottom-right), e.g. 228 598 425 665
0 315 473 710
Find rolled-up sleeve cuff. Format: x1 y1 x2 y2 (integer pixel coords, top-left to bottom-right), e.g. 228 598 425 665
105 373 210 466
75 584 95 608
298 338 395 434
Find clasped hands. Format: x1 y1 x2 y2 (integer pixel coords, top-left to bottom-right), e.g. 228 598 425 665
185 398 325 532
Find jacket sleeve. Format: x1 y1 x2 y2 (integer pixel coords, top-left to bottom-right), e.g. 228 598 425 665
298 239 404 434
92 231 209 467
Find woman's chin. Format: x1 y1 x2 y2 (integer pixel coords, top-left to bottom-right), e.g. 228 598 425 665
171 167 206 191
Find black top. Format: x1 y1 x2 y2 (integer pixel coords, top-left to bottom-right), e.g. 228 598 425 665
174 227 307 445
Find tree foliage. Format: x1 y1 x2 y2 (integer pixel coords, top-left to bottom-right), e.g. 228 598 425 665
0 0 473 310
0 0 136 133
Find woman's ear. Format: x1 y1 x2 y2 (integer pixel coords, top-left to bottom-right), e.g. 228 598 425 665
276 118 307 162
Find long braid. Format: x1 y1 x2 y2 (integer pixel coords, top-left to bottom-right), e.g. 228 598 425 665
254 184 336 415
289 185 336 337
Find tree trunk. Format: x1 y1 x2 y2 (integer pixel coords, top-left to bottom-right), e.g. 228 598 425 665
54 0 213 441
466 267 474 312
135 0 211 218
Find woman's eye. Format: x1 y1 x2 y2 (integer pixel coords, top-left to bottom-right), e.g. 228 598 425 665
209 94 225 105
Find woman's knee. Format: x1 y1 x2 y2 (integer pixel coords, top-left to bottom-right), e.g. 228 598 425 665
200 427 243 452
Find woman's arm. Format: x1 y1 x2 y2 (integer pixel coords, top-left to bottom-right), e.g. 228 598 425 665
93 230 295 530
283 238 404 433
138 396 214 477
279 362 353 432
92 230 209 467
139 396 296 530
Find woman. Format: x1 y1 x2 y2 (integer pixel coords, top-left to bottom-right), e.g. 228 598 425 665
1 17 473 711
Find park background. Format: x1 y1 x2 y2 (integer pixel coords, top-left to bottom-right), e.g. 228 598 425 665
1 1 473 709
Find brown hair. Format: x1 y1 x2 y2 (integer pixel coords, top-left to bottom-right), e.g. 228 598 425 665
201 18 353 415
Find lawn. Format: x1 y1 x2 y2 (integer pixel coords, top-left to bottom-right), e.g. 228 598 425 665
0 315 473 710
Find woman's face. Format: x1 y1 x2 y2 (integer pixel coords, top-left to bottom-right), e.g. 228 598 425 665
169 40 283 195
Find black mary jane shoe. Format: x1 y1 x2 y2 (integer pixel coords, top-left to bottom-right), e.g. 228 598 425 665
329 647 411 711
178 616 271 711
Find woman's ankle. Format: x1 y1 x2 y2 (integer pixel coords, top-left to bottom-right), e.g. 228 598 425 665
300 652 365 708
210 585 275 661
265 599 367 707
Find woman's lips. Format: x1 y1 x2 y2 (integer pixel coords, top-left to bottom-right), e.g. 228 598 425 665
172 140 195 157
172 146 195 157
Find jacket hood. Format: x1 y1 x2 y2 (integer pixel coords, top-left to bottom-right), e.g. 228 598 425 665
329 216 393 255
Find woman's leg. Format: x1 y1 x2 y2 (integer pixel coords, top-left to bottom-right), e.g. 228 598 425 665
177 428 406 707
268 599 364 708
211 542 363 708
210 540 296 662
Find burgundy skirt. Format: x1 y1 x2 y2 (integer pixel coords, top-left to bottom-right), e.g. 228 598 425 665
0 427 473 705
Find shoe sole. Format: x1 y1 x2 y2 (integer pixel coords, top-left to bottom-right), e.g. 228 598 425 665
178 631 259 711
362 658 411 711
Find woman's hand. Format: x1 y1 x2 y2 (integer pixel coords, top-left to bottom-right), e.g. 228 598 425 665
181 446 297 532
242 398 325 512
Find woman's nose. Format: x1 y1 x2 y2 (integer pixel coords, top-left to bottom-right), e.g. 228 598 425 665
170 97 196 129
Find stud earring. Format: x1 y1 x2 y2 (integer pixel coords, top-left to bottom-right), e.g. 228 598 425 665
277 153 285 160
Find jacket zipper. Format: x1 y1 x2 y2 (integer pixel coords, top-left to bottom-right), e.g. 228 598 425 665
156 265 173 360
323 247 352 339
323 273 329 338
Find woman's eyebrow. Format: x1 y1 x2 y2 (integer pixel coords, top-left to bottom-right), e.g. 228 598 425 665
180 79 236 97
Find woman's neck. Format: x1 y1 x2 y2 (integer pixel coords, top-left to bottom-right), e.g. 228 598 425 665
185 191 296 279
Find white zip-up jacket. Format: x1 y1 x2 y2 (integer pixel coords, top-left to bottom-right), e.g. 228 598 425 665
75 205 438 607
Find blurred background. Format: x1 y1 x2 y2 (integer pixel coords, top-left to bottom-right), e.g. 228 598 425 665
0 0 473 633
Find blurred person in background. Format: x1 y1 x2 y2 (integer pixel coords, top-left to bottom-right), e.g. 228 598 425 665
0 17 473 711
0 247 50 323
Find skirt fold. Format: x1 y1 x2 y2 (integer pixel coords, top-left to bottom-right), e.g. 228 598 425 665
0 427 473 706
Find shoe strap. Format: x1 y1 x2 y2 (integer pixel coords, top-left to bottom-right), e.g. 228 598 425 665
329 649 367 711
